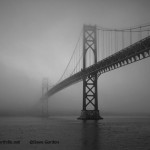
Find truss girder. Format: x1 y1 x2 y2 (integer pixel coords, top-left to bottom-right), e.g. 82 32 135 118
45 35 150 98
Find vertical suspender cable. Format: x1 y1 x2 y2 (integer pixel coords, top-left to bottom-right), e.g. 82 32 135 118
122 30 124 49
112 31 114 54
106 31 107 57
116 30 118 52
105 30 106 58
74 50 75 74
130 28 132 46
104 30 105 58
147 27 149 37
109 31 111 56
115 30 117 53
97 29 99 61
110 31 112 55
105 30 106 57
107 31 108 56
75 49 77 73
77 43 78 72
79 43 80 70
107 31 108 57
139 26 142 41
102 30 104 59
139 26 142 58
79 39 80 71
111 31 113 55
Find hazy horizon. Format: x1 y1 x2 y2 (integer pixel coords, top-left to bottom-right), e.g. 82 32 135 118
0 0 150 117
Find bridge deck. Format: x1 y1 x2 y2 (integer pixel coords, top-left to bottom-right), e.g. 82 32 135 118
46 36 150 97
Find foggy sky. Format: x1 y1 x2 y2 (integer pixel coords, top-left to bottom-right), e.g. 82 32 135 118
0 0 150 116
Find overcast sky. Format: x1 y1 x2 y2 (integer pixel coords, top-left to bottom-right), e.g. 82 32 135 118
0 0 150 116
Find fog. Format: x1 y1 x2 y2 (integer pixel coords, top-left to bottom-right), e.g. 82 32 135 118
0 0 150 116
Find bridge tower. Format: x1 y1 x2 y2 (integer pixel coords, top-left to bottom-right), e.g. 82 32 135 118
41 78 49 117
78 25 103 120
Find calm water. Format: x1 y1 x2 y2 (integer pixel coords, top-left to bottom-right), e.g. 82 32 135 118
0 116 150 150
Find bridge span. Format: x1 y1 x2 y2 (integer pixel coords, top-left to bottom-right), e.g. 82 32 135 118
41 24 150 120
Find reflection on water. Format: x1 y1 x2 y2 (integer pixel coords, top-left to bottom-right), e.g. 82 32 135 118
0 116 150 150
81 120 100 150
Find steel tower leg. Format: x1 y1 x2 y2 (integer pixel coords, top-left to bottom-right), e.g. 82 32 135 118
42 78 49 117
78 25 103 120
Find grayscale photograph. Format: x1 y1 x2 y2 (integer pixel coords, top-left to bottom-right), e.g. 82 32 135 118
0 0 150 150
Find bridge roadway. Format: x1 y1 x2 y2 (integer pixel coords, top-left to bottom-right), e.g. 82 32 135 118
45 36 150 98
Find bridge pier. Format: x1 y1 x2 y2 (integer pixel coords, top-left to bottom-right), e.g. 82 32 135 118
78 110 102 120
78 25 103 120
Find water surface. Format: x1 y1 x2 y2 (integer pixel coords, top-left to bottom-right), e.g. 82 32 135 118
0 116 150 150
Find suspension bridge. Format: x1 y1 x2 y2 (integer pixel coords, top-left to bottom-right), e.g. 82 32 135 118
41 23 150 120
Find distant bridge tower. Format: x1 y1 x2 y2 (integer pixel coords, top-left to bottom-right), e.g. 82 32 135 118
41 78 49 117
78 25 103 120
